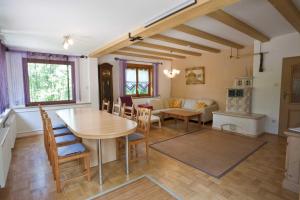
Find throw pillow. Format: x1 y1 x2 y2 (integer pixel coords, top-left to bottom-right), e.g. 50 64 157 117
172 99 182 108
195 101 207 109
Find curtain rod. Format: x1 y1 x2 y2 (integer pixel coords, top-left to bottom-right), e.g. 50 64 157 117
7 49 85 58
114 57 163 65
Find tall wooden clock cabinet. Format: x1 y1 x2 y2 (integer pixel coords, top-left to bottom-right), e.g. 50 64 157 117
98 63 113 111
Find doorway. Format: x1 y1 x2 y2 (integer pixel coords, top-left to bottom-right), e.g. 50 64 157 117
279 56 300 136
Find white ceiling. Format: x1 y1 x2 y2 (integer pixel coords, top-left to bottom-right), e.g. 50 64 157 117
0 0 185 55
0 0 299 56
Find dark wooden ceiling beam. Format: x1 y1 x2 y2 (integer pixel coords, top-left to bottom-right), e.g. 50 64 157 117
113 51 173 61
174 24 244 49
121 47 186 59
89 0 239 57
134 42 202 56
207 10 270 42
268 0 300 33
150 34 221 53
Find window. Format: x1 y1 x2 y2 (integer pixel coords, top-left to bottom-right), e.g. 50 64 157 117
125 64 153 97
23 58 76 106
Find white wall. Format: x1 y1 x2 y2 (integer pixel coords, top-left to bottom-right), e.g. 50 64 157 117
5 55 96 135
98 54 172 103
252 32 300 134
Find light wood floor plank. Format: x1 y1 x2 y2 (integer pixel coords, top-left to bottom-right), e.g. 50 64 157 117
0 125 298 200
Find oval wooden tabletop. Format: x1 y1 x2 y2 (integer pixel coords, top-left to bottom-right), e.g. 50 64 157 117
56 107 137 139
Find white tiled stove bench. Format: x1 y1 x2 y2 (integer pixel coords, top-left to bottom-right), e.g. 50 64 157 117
212 111 266 137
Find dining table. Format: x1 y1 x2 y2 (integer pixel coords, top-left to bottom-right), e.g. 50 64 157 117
56 107 137 185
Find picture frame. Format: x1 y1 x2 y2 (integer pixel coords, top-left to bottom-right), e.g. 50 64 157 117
185 66 205 85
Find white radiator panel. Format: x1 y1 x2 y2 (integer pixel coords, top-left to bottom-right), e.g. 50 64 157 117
0 113 16 188
0 127 12 188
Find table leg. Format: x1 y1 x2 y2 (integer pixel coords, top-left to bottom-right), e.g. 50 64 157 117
198 114 202 127
97 139 103 185
161 113 165 125
125 135 129 175
185 117 189 131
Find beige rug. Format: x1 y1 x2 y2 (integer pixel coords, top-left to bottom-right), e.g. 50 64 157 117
150 129 267 178
162 119 202 134
89 176 180 200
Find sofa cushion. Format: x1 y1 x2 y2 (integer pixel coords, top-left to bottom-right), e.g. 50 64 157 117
182 99 197 110
149 99 164 110
198 98 215 106
168 99 182 108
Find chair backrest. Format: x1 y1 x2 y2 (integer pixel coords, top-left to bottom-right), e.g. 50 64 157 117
136 108 151 137
121 103 135 120
112 103 121 116
38 107 50 153
102 100 110 112
119 96 133 107
45 117 58 159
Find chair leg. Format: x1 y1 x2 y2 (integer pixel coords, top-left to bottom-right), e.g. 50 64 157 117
145 142 149 161
158 120 161 128
54 161 61 192
85 155 91 181
116 140 120 160
130 145 134 160
135 144 138 157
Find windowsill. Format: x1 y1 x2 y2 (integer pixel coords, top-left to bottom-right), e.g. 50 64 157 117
12 102 92 113
132 96 160 99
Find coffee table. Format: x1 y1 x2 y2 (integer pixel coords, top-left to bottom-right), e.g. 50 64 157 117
160 109 202 131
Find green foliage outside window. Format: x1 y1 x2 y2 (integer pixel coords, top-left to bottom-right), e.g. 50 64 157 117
28 62 73 103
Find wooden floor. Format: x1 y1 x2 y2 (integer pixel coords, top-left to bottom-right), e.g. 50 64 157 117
0 125 298 200
93 176 176 200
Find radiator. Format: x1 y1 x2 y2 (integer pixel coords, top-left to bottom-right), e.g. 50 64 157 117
0 113 16 188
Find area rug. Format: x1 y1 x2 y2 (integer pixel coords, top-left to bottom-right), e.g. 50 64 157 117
88 175 181 200
162 119 202 134
150 129 267 178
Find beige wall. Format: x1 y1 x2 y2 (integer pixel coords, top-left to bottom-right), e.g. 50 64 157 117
171 46 253 111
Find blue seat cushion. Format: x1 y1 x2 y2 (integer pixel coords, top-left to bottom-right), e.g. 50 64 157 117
57 143 86 157
128 132 145 141
55 134 77 144
53 128 71 136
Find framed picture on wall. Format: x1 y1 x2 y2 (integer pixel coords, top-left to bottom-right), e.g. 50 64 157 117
185 66 205 85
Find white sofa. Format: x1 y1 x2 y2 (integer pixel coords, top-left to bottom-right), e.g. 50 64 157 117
147 97 218 123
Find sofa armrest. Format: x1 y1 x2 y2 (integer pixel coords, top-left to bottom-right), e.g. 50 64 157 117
201 104 219 123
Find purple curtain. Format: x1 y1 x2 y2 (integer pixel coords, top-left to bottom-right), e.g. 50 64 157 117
118 60 127 96
153 63 159 96
0 41 9 114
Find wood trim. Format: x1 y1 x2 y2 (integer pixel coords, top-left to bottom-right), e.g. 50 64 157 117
121 47 185 59
113 51 173 61
207 10 270 42
89 0 240 57
174 24 244 49
22 58 76 106
134 42 202 56
150 34 221 53
268 0 300 33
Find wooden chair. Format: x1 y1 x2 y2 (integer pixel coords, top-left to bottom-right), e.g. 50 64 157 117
38 105 66 130
121 103 135 120
102 100 110 112
117 108 151 160
112 103 121 116
45 117 91 192
39 109 79 161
